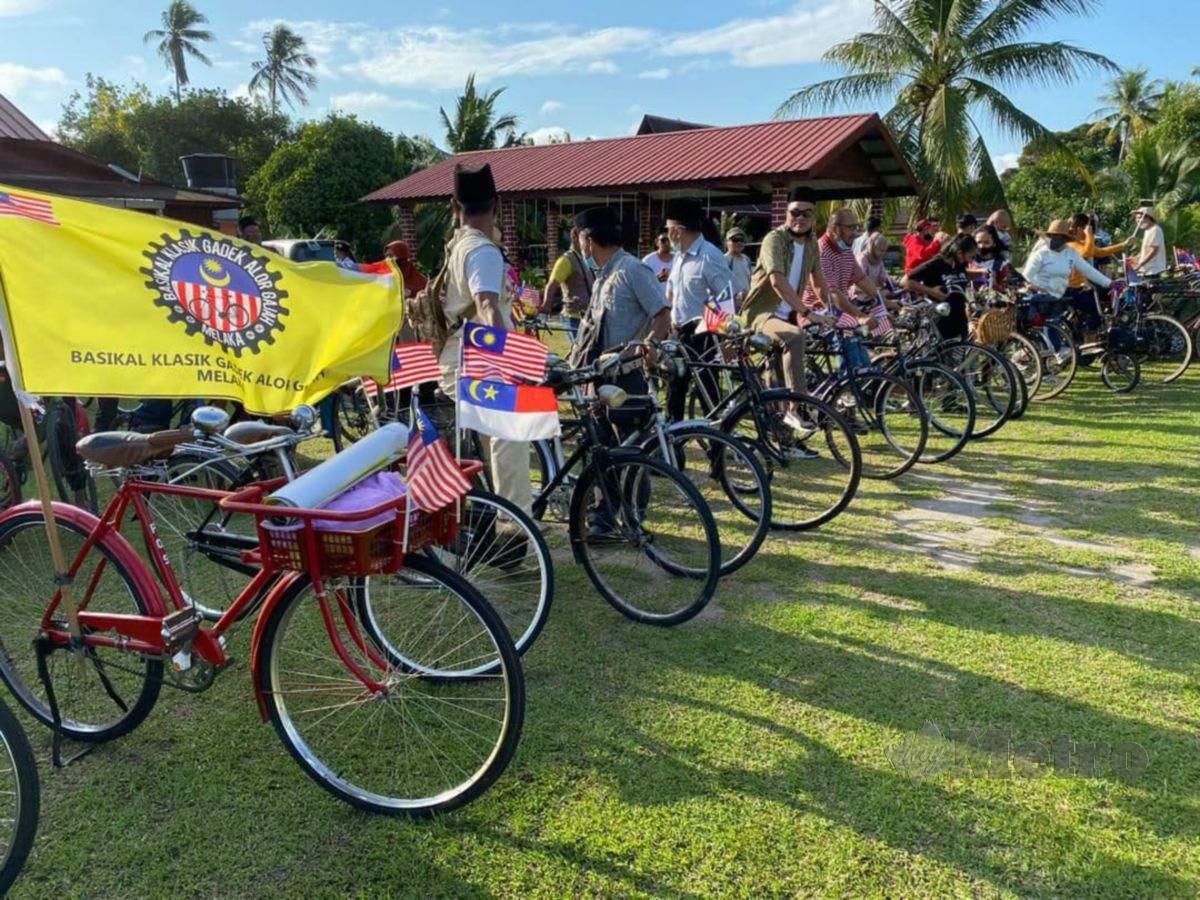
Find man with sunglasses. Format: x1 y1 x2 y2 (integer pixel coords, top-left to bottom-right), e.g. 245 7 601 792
742 188 837 455
725 228 753 303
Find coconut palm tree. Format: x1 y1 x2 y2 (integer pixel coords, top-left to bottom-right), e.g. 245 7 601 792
439 74 520 153
1089 69 1164 160
249 24 318 113
143 1 214 103
778 0 1116 218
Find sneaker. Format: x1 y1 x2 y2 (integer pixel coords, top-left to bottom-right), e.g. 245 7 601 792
782 411 815 433
781 444 820 461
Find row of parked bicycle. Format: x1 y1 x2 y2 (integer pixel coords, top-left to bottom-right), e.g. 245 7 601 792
0 264 1196 888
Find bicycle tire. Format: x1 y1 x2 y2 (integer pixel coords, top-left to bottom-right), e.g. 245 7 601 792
330 383 379 452
569 454 720 626
815 370 928 480
1000 333 1044 401
1031 322 1078 401
720 389 862 531
1101 351 1141 393
257 557 524 816
641 425 771 577
45 402 97 513
0 509 163 742
934 342 1016 440
1140 314 1193 383
907 361 976 464
0 698 38 894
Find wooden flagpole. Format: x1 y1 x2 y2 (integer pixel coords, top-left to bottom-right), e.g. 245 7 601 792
0 273 84 651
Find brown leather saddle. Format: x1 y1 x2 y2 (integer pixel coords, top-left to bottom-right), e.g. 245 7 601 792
223 421 295 446
75 428 194 469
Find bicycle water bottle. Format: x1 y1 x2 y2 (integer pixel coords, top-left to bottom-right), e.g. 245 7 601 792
267 422 410 511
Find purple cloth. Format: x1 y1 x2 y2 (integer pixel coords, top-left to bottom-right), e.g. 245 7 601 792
312 471 407 531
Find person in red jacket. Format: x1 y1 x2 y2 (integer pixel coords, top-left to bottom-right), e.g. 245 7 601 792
903 218 941 273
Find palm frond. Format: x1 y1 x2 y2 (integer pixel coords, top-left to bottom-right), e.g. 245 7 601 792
776 73 901 118
967 0 1104 53
966 40 1115 87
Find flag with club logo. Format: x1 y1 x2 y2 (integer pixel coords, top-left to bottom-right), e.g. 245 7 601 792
363 342 441 393
0 184 403 414
405 401 471 512
458 377 560 441
461 321 548 383
697 285 735 334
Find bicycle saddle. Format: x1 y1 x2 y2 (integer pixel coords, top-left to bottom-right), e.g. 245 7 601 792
224 421 296 445
76 428 193 468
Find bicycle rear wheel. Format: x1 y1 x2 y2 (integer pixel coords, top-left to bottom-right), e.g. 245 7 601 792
570 455 720 626
644 425 771 576
329 383 379 452
1031 323 1078 401
999 333 1043 400
0 698 38 894
1140 314 1193 383
0 510 162 741
258 557 524 816
907 362 975 464
723 390 861 530
821 372 927 480
934 342 1016 439
1101 351 1140 392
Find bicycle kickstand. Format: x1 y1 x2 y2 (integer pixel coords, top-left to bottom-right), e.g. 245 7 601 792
33 633 98 768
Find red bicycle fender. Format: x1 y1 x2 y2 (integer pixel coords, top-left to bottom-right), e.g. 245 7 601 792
248 571 304 721
0 500 168 617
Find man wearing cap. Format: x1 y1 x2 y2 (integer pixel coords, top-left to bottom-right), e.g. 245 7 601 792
741 188 837 450
903 218 941 273
542 226 594 340
725 228 753 302
664 199 733 422
435 163 531 513
1131 206 1167 276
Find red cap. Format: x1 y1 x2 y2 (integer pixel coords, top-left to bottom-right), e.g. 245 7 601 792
917 218 939 231
385 240 411 261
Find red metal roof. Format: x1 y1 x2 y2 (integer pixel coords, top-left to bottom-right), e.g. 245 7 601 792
365 114 915 203
0 94 50 141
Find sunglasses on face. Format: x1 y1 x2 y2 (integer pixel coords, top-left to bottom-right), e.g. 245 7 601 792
788 207 815 218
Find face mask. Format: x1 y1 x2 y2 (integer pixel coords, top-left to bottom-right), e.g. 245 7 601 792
978 247 995 259
1049 236 1068 252
584 255 600 271
670 240 682 253
920 232 933 243
837 239 851 251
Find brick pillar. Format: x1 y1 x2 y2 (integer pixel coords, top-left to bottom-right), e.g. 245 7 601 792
638 195 654 257
771 185 789 227
500 197 518 253
397 204 415 244
546 201 561 266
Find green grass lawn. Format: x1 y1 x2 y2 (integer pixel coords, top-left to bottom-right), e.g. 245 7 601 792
10 372 1200 898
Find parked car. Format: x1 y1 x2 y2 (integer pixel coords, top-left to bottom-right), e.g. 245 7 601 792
262 239 357 265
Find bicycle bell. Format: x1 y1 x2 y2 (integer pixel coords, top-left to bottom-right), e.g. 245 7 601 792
748 333 773 354
290 405 317 433
191 405 231 436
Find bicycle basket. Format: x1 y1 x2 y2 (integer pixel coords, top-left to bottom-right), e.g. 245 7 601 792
973 305 1016 344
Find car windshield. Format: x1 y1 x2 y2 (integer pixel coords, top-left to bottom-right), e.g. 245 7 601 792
291 243 338 263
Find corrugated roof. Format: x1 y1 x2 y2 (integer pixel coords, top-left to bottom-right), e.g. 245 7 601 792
0 94 50 141
365 114 915 203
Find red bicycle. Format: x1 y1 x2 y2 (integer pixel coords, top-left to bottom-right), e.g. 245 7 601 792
0 424 524 816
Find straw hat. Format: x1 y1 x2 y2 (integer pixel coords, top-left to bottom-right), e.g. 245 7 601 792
1039 218 1073 238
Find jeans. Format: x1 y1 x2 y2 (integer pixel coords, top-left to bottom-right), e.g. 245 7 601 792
1064 288 1102 332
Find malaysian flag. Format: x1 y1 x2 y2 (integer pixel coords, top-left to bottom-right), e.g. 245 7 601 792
462 321 548 383
366 342 441 392
1175 249 1197 268
0 190 58 226
405 401 471 512
697 285 735 334
518 285 542 308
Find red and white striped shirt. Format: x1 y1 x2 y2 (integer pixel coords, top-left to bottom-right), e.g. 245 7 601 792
803 234 867 313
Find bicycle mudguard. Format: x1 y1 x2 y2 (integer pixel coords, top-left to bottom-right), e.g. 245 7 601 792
247 571 306 720
662 419 714 434
0 500 168 617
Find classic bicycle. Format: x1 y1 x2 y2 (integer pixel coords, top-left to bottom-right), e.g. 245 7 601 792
0 419 525 816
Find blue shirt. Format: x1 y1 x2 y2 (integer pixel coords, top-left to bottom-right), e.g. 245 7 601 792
667 236 733 326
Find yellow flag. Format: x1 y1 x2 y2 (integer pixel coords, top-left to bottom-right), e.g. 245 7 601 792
0 184 404 415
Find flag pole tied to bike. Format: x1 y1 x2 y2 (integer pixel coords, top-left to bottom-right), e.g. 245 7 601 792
0 182 406 645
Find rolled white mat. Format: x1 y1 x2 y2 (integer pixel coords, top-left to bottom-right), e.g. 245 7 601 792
267 422 410 511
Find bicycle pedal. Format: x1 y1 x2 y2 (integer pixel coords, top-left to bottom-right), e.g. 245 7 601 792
160 606 201 655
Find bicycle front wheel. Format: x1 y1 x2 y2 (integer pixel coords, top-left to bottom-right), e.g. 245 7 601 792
0 698 38 894
1031 323 1078 401
1101 351 1141 393
570 455 720 626
258 557 524 816
1140 314 1193 383
821 372 928 480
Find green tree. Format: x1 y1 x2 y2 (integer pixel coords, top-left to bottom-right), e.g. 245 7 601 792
246 115 398 258
1148 81 1200 152
58 77 293 190
778 0 1115 218
249 24 318 113
143 0 214 103
394 132 446 179
1099 133 1200 247
1088 68 1163 160
439 73 519 152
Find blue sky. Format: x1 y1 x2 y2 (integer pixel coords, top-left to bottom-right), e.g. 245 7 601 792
1 0 1196 175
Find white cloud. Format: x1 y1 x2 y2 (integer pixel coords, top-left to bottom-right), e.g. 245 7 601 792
330 91 427 113
587 60 619 75
230 83 252 101
540 100 565 115
637 68 670 80
664 0 869 67
992 151 1020 174
527 126 570 145
0 0 47 16
120 55 148 79
0 62 68 97
35 118 56 138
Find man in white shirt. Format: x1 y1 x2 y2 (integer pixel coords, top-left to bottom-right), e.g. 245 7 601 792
641 229 674 297
724 228 753 302
1132 206 1167 276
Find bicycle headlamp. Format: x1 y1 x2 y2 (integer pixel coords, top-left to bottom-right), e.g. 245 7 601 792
597 385 628 409
191 405 230 436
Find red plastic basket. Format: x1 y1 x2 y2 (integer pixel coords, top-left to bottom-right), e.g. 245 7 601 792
220 461 481 578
